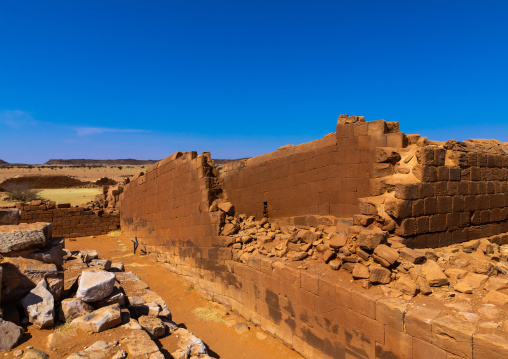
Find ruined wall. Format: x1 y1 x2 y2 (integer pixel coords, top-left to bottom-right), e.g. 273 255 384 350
120 151 221 251
356 136 508 249
119 144 501 359
18 201 120 237
221 116 406 221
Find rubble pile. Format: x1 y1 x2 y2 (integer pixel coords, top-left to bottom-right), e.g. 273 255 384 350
0 216 214 358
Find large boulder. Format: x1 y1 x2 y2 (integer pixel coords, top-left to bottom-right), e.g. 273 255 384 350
71 304 122 333
76 271 116 302
21 279 55 329
0 223 51 254
1 257 58 301
0 319 24 352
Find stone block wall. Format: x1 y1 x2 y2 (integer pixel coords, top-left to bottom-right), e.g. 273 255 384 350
17 201 120 237
221 115 406 220
357 137 508 249
119 117 508 358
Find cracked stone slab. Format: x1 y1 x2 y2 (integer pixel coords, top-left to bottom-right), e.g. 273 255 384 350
0 223 51 254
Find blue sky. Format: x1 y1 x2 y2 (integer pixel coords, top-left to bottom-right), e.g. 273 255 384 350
1 1 507 163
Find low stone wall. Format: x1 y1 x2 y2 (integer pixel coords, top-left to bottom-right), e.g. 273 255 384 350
17 201 119 237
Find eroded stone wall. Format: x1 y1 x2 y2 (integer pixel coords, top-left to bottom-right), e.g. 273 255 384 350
119 117 508 358
18 201 120 237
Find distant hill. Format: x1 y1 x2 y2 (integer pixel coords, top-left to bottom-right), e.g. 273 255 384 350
0 159 8 166
43 159 159 166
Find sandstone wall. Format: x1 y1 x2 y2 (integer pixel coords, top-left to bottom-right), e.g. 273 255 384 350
221 116 406 221
17 201 120 237
356 135 508 249
120 151 220 250
119 145 497 359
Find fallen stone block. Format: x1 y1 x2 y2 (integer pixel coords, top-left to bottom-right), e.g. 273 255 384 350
369 266 391 284
125 329 160 357
171 328 207 359
217 202 234 215
358 229 387 251
352 263 370 279
0 223 51 254
21 349 49 359
60 298 94 322
77 271 116 302
71 303 122 332
141 290 171 318
0 319 24 352
373 244 399 267
79 250 98 263
421 260 448 287
110 262 124 272
94 286 126 308
482 290 508 306
1 257 58 301
399 247 426 264
139 315 165 338
21 279 55 329
89 259 112 271
45 329 78 350
395 275 417 296
329 231 347 249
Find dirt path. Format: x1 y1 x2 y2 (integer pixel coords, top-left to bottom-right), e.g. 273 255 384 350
62 234 303 359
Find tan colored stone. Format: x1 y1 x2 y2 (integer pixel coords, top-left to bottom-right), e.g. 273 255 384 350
352 263 370 279
482 290 508 306
473 334 508 359
395 275 417 296
431 315 475 358
369 266 391 284
422 260 448 287
71 304 121 333
373 244 399 267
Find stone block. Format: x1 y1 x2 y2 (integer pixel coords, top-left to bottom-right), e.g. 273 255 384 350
431 315 474 358
376 298 407 331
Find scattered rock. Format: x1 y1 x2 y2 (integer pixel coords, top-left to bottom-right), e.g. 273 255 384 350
21 279 55 329
21 349 49 359
421 260 448 287
373 244 399 267
235 322 250 334
89 259 112 271
358 230 387 251
369 266 391 284
256 332 268 340
0 319 24 352
352 264 370 279
60 298 94 322
71 304 122 333
138 316 166 338
399 247 426 264
77 271 116 302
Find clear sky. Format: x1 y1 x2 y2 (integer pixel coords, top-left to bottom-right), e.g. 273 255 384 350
1 1 507 164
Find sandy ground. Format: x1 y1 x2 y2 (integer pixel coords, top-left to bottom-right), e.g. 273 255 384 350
0 188 103 207
8 234 303 359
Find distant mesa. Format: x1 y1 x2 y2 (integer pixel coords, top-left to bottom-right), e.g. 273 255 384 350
43 159 159 166
0 159 9 166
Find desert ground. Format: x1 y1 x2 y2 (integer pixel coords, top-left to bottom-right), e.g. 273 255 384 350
0 165 145 207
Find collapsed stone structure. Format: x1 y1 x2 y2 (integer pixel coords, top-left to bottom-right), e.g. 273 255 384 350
0 211 213 358
120 115 508 358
